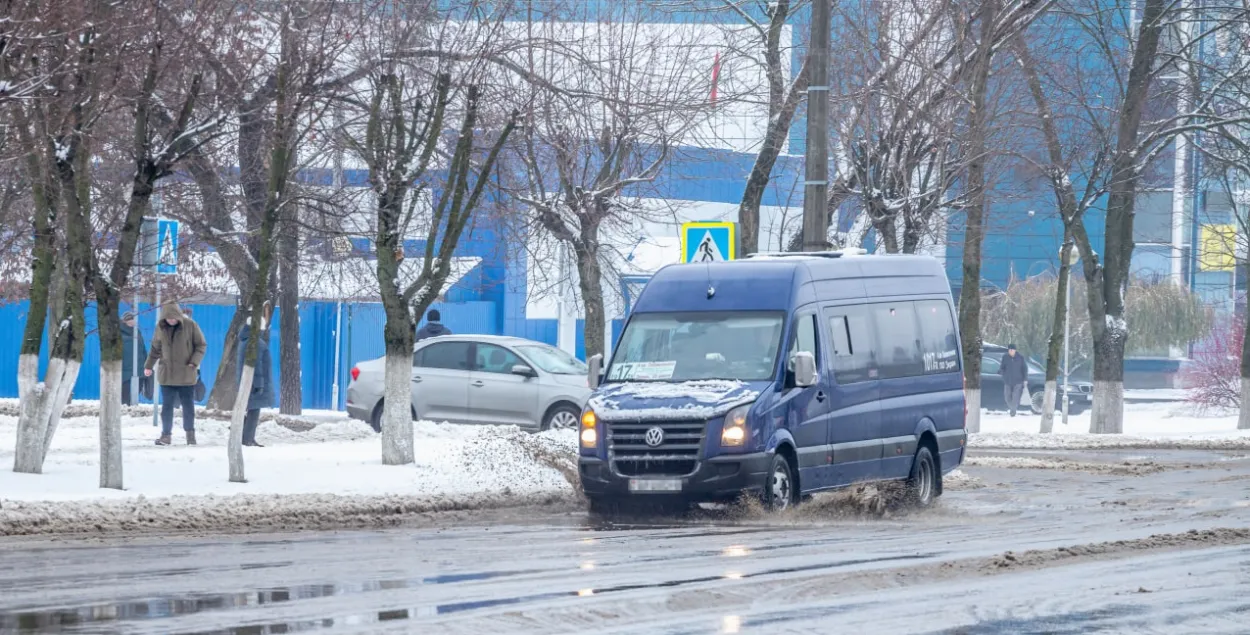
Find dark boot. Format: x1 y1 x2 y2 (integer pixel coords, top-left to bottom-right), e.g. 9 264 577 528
186 430 197 446
155 435 171 446
244 441 265 448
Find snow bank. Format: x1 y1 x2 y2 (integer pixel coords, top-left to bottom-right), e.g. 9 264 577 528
0 491 572 537
0 415 581 536
971 402 1250 450
964 455 1168 476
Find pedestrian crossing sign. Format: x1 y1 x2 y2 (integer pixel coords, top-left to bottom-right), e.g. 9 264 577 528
156 218 179 275
680 221 736 263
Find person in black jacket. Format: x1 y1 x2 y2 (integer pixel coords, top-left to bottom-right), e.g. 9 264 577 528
121 312 147 405
236 324 273 447
1000 344 1030 417
415 309 452 342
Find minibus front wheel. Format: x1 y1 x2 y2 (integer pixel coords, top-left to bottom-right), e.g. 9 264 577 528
762 452 796 511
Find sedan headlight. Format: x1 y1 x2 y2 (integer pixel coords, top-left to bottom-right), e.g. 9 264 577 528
721 403 752 448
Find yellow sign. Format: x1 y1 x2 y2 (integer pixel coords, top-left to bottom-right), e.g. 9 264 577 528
1199 224 1238 272
680 221 736 263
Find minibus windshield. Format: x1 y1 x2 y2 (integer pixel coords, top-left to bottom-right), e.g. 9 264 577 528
607 312 784 382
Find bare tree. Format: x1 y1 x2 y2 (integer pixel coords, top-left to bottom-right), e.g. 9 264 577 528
342 1 519 465
9 1 120 475
701 0 810 256
957 0 1000 434
1011 31 1111 432
221 2 361 481
1056 0 1250 432
84 2 228 489
1198 136 1250 430
509 5 712 359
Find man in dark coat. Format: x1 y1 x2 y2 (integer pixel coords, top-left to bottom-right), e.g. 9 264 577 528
237 324 274 447
121 312 147 406
999 344 1030 417
415 309 452 342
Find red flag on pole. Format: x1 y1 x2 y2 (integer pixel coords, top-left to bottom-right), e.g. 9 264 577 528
710 51 721 103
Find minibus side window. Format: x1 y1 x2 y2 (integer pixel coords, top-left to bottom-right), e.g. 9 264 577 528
827 306 875 383
870 303 924 380
916 300 960 374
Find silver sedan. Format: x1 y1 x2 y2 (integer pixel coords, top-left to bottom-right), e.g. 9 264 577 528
346 335 591 432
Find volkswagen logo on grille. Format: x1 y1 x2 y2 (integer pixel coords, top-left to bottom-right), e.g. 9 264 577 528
644 426 665 448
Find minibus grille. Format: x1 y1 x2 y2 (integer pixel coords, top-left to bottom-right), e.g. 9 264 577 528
607 420 705 477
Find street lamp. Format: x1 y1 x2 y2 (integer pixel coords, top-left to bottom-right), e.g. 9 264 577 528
1062 246 1080 425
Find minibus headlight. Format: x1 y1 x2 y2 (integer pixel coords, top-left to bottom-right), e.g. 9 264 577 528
721 403 752 447
580 409 598 448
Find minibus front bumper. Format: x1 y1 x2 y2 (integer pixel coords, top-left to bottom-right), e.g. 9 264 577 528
578 452 773 502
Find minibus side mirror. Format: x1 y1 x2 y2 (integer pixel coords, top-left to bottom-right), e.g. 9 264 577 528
588 354 603 389
791 352 818 388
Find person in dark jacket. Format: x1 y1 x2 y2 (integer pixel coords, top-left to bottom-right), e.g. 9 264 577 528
121 312 147 406
415 309 452 342
236 324 274 447
999 344 1030 417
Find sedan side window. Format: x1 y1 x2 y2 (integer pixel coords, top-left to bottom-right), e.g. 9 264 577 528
418 342 472 371
475 344 526 374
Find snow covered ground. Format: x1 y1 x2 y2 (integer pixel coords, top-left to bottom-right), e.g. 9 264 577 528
2 399 1248 535
974 402 1250 449
0 410 578 535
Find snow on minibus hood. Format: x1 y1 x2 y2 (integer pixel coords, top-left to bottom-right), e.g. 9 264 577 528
588 380 765 422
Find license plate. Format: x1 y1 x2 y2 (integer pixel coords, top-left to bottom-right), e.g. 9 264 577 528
629 479 682 493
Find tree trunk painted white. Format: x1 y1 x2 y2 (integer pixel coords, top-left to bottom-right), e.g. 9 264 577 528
1039 380 1057 434
228 363 253 483
98 360 124 489
13 355 44 473
14 356 80 474
964 388 981 434
41 359 80 463
1090 380 1124 434
1239 378 1250 430
381 352 415 466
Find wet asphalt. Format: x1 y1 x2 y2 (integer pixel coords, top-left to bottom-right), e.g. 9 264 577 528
1 448 1249 634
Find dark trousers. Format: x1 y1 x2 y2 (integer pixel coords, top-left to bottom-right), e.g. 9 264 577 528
1004 382 1026 415
243 409 260 445
122 379 134 406
160 385 196 436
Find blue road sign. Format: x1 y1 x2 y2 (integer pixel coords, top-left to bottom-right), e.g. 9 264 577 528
681 221 736 263
156 218 179 275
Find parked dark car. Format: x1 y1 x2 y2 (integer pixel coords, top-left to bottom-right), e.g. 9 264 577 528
981 344 1092 415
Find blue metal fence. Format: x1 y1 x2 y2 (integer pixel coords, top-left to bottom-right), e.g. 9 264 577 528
0 299 499 410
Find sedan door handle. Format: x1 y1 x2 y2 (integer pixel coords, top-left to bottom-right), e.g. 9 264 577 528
471 381 485 387
412 376 423 383
815 391 826 403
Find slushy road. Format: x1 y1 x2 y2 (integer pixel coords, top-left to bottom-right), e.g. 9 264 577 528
3 448 1249 634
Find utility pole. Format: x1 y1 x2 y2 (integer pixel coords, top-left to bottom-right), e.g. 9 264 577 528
802 0 831 252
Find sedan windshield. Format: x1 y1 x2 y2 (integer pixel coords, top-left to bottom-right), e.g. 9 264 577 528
518 345 587 375
607 312 784 382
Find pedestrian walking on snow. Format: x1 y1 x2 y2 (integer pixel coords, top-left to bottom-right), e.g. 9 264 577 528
145 304 207 445
999 344 1029 417
236 323 273 447
121 311 148 406
415 309 452 342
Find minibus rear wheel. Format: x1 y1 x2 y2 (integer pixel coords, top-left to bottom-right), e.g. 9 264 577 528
905 446 939 508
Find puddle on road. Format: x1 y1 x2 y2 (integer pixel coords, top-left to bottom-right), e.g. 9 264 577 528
0 566 545 633
0 552 937 633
